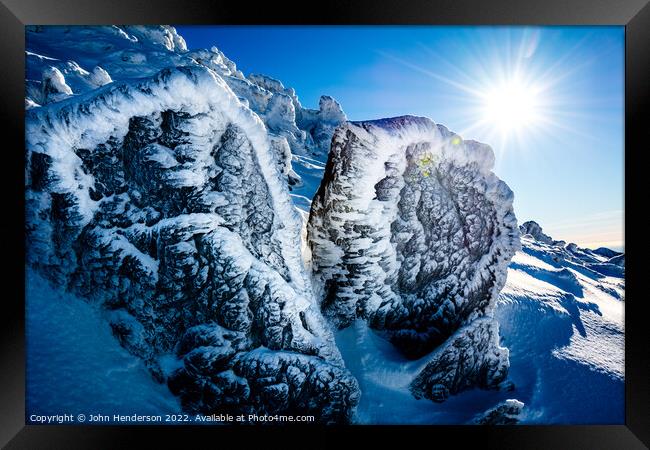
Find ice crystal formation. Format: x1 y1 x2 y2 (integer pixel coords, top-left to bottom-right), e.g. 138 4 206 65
308 117 519 398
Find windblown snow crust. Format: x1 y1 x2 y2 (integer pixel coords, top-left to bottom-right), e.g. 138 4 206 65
26 64 358 423
494 222 624 423
308 116 520 398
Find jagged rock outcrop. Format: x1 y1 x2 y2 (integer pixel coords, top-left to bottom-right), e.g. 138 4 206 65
309 117 519 351
296 95 347 156
25 25 345 189
410 319 510 402
519 221 624 278
25 65 358 423
519 220 554 244
308 116 519 398
472 399 524 425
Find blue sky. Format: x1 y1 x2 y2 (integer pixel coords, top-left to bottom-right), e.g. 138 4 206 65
176 26 624 250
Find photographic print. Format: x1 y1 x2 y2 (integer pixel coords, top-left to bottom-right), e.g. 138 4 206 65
24 25 625 425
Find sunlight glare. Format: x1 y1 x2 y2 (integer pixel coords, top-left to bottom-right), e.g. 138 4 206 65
481 78 541 136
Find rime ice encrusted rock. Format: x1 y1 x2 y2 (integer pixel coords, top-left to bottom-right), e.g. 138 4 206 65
25 65 358 423
25 26 345 188
308 116 519 398
472 399 524 425
409 319 509 402
519 220 555 245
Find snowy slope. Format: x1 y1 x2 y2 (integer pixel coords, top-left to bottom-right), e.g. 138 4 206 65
494 223 624 423
26 269 181 419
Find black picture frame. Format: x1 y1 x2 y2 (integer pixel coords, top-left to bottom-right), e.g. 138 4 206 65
1 0 647 448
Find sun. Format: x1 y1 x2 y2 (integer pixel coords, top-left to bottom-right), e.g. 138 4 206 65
380 28 569 153
480 77 541 136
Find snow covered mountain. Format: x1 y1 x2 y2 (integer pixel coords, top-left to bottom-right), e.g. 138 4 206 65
25 25 624 425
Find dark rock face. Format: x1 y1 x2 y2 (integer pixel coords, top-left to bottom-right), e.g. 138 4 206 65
307 116 519 398
26 66 358 423
308 117 519 356
167 329 360 421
